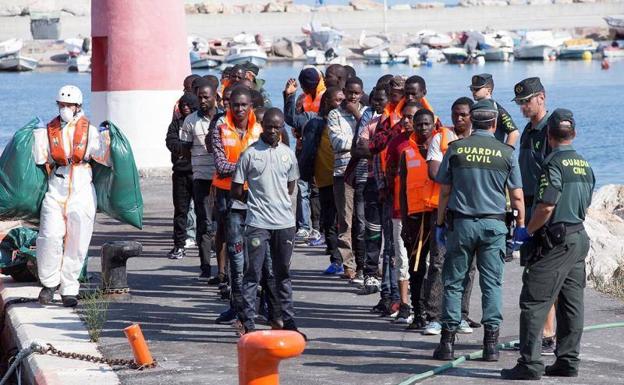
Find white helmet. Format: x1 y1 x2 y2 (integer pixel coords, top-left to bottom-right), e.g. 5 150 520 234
56 85 83 105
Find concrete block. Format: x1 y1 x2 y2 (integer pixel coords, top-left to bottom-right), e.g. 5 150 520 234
350 0 384 11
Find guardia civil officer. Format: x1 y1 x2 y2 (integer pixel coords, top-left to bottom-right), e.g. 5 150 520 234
513 77 558 355
433 99 525 361
502 109 595 380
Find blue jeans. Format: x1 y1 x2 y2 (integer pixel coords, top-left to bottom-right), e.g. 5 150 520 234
296 179 311 231
380 199 399 302
215 188 247 313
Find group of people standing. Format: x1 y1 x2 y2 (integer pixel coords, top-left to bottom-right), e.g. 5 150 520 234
166 62 595 380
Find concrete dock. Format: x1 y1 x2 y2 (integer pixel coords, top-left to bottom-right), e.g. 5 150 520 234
78 177 624 385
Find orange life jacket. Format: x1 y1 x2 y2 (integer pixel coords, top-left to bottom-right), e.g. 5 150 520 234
46 116 89 166
400 141 440 214
382 98 405 128
302 77 326 113
431 126 450 155
212 109 261 191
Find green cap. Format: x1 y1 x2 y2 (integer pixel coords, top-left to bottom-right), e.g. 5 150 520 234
469 73 493 90
548 108 575 129
512 77 544 102
470 99 499 125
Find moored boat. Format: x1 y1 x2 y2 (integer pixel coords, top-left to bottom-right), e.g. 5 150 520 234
0 38 23 59
224 44 268 67
558 39 598 60
0 55 38 71
68 54 91 72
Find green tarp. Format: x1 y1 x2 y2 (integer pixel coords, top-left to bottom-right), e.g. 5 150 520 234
92 121 144 229
0 117 48 221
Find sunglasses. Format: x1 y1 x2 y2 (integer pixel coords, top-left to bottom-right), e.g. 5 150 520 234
515 95 536 106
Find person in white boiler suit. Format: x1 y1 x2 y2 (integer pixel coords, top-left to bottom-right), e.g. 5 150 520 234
33 85 111 307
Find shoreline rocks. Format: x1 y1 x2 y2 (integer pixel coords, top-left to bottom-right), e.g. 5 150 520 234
585 184 624 285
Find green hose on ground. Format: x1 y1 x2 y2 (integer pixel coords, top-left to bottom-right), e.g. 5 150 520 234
397 321 624 385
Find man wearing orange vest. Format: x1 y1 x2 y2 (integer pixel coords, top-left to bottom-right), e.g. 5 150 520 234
211 86 263 324
34 85 111 307
298 67 326 113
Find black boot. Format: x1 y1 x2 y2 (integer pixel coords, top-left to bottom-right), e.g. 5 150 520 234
545 360 578 377
61 295 78 307
38 286 56 305
500 364 541 380
433 328 455 360
482 326 500 361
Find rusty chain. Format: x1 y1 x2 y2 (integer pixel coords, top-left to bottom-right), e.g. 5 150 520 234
34 343 157 370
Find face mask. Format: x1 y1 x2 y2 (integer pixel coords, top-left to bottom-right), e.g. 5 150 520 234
60 107 75 123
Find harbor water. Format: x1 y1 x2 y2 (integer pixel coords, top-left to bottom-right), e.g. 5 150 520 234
0 60 621 186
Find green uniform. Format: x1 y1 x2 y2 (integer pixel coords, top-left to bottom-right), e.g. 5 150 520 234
517 144 595 375
493 101 518 143
518 114 550 210
436 130 522 330
518 114 550 264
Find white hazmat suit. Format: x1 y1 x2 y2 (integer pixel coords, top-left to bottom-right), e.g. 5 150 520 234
32 111 111 296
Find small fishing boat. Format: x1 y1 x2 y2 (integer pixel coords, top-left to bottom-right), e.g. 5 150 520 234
0 55 38 71
481 31 515 62
514 30 569 60
68 54 91 72
190 56 221 69
0 38 23 58
442 47 484 64
224 43 268 67
411 30 453 48
602 41 624 58
558 39 598 60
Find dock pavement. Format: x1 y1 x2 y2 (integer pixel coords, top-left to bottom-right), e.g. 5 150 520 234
4 176 623 385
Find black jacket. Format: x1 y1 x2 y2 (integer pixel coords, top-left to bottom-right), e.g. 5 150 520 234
165 116 192 173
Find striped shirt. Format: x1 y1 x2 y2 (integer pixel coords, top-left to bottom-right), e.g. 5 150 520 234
180 110 215 180
327 104 366 177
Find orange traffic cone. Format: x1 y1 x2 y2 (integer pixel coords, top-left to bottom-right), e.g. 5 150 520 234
238 330 306 385
124 324 154 366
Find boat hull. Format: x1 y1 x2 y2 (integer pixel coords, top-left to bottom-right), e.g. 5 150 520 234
514 45 555 60
484 48 513 62
558 47 597 60
0 55 38 71
191 58 220 69
224 55 267 67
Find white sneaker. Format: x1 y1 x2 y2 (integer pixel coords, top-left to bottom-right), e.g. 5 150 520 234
184 238 196 248
308 229 322 241
295 229 310 243
458 319 474 334
423 321 442 335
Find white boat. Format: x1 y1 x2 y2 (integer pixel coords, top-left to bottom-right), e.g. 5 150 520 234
604 15 624 37
0 54 38 71
190 56 220 69
411 30 453 48
514 31 561 60
480 31 515 62
224 44 268 67
602 42 624 58
358 30 389 50
65 37 84 57
0 38 23 58
306 48 347 66
68 54 91 72
558 38 598 60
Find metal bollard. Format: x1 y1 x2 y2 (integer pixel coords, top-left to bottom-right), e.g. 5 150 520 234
238 330 306 385
101 241 142 294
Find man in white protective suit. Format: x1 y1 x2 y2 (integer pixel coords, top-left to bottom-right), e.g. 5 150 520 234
33 85 111 307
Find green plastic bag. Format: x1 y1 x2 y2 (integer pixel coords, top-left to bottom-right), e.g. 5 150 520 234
0 227 39 282
0 227 90 283
0 118 48 221
92 121 143 229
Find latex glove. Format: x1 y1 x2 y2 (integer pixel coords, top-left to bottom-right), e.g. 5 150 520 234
512 226 530 251
435 225 447 247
